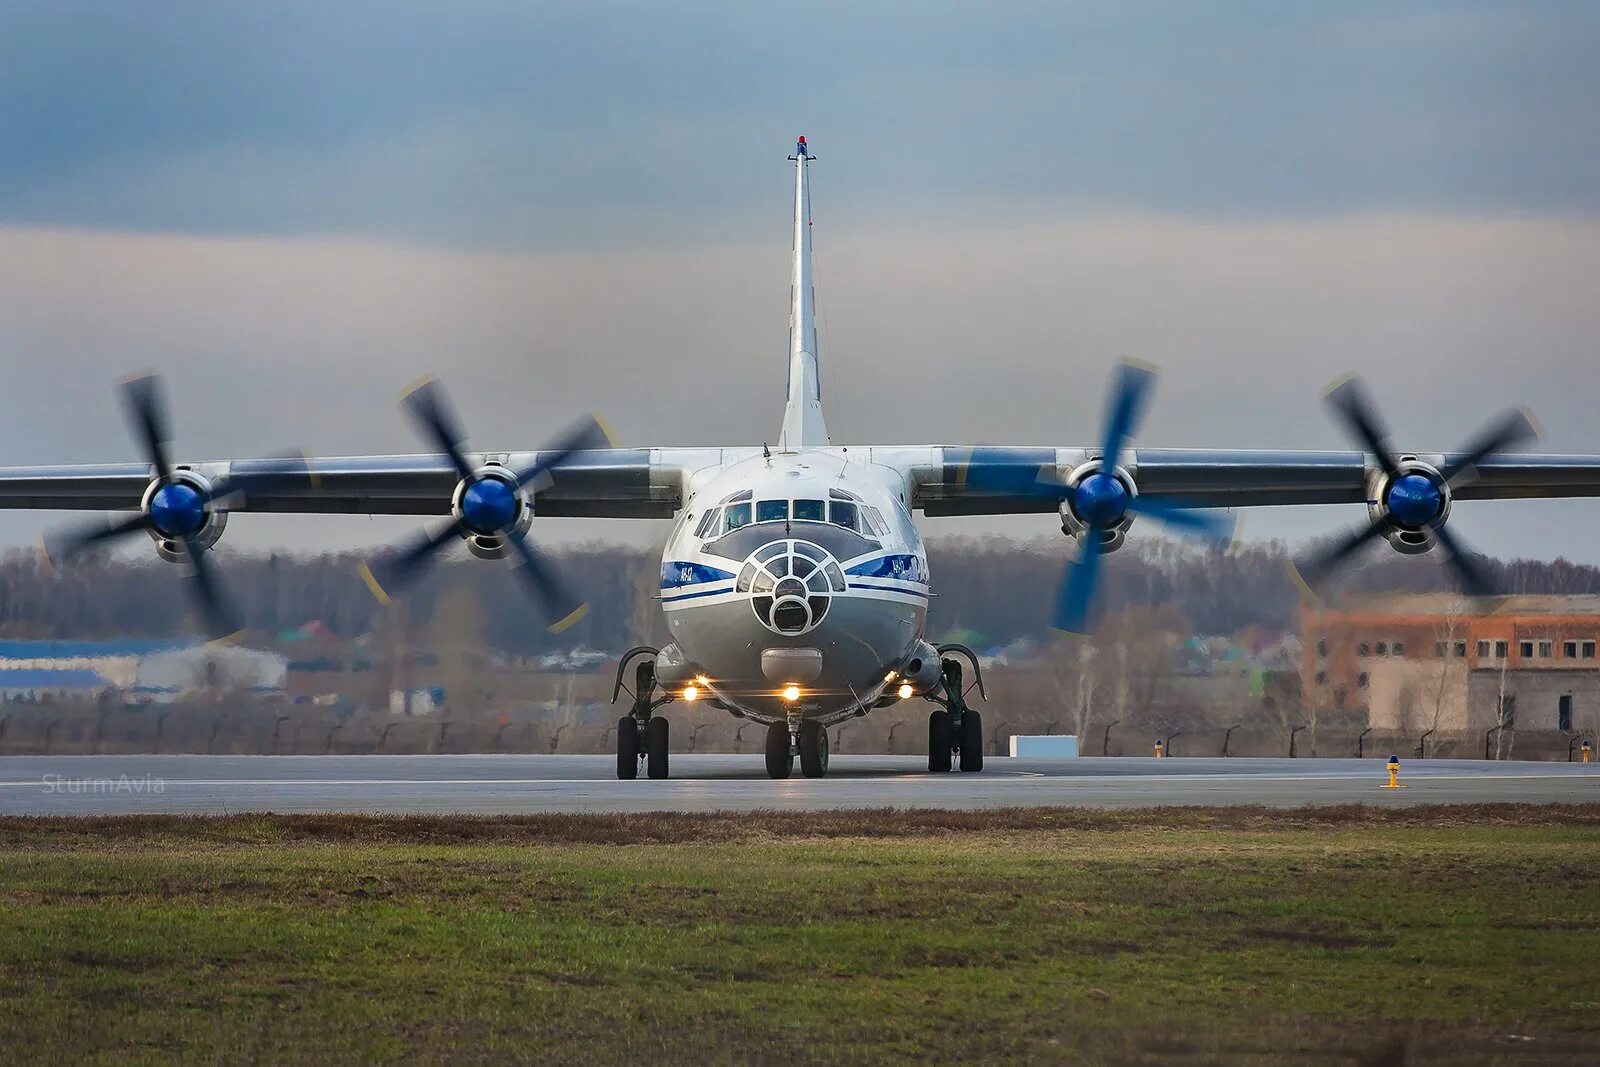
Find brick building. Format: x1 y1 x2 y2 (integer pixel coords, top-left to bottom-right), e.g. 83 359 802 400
1300 594 1600 743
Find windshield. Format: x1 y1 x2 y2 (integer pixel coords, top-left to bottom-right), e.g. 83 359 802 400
794 499 826 522
756 500 790 523
723 502 752 533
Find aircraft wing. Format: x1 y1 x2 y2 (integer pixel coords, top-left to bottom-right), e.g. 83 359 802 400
0 448 721 519
902 446 1600 515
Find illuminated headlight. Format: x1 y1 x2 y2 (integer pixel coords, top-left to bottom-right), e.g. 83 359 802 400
682 685 699 702
897 683 914 700
781 685 801 703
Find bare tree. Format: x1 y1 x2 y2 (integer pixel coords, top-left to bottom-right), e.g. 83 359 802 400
1425 598 1468 747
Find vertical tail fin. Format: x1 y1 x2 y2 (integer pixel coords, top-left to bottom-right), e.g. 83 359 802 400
778 135 830 450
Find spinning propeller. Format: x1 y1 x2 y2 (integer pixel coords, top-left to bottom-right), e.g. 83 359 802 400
1295 376 1539 597
40 373 315 640
357 377 612 634
1045 362 1235 632
963 361 1235 633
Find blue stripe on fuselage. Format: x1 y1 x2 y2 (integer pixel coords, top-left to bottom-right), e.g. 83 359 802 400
660 561 737 589
844 554 929 584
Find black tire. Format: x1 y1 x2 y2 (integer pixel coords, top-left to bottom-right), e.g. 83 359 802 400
616 716 639 780
798 720 830 778
928 709 952 772
959 708 984 772
765 720 793 780
646 716 670 780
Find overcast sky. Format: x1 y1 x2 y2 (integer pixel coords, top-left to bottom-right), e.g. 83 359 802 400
3 1 1599 561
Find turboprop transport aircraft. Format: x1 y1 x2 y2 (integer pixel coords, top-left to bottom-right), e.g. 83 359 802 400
8 136 1600 780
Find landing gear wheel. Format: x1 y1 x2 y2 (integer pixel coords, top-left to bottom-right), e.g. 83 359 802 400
928 709 952 772
646 716 670 780
616 716 639 780
799 720 830 778
959 708 984 772
765 720 794 780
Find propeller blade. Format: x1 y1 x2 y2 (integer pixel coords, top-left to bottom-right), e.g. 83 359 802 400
402 377 477 481
41 512 152 567
1439 408 1540 487
1295 517 1394 592
1127 495 1236 543
1324 376 1401 481
121 372 175 483
503 527 591 634
1052 533 1106 634
511 414 616 491
1098 361 1156 476
1433 524 1493 598
358 520 466 603
180 535 240 641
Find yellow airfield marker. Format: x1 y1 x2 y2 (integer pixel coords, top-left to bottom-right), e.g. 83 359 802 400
1383 755 1404 789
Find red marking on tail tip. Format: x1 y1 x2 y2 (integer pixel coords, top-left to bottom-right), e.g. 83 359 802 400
797 135 806 144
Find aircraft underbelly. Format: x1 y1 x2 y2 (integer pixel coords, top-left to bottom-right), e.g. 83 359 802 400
665 593 924 719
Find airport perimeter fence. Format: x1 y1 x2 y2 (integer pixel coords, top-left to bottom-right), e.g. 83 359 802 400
0 697 1589 761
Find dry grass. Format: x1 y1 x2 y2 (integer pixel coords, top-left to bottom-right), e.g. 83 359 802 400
2 802 1597 850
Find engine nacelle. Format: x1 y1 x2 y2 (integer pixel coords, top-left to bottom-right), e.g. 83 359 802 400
1056 460 1135 554
1366 458 1451 556
452 464 533 561
142 472 227 563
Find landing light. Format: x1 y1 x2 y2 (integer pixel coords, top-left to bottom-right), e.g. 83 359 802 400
897 683 914 700
884 670 896 682
781 684 801 703
694 674 710 687
682 685 699 702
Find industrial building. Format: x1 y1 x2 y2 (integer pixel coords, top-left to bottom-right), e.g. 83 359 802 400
1301 595 1600 744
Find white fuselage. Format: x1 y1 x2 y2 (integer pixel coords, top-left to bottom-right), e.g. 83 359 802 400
658 450 930 725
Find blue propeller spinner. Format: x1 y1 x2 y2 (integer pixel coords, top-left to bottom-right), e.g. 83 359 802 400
41 373 315 640
358 378 612 634
1295 376 1538 597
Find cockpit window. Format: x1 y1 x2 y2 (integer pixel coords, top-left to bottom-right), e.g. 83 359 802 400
862 506 890 538
723 502 752 533
828 500 859 531
793 499 826 522
693 509 719 538
756 499 789 523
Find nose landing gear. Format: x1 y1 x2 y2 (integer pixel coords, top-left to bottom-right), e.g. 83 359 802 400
764 717 830 779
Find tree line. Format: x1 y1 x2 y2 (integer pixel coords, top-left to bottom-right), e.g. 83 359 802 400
4 536 1600 651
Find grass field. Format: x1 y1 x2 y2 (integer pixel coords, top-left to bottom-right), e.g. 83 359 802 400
0 806 1597 1065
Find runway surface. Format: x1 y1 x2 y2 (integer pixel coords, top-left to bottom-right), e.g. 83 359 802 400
0 754 1595 814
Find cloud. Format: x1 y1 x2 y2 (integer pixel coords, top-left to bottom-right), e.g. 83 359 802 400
2 2 1598 245
2 210 1598 557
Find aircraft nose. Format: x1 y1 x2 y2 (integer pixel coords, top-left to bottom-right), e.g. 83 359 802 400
736 539 847 637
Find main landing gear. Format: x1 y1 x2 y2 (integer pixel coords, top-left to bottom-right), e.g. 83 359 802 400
925 651 987 774
612 648 673 780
